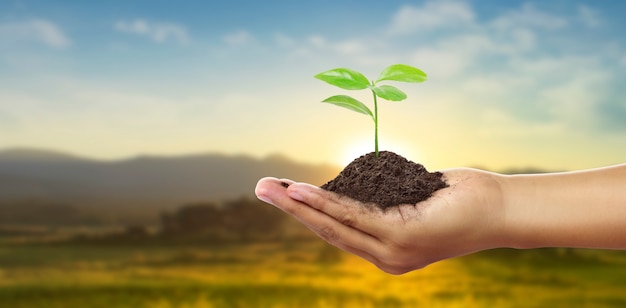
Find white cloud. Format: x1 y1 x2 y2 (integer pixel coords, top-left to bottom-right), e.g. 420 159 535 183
114 19 190 44
411 48 471 78
539 64 611 124
0 19 71 48
577 5 602 28
491 3 567 31
476 108 566 138
222 30 253 45
387 1 474 35
308 35 326 48
273 33 295 48
381 1 623 137
295 35 392 66
408 28 536 79
334 40 367 57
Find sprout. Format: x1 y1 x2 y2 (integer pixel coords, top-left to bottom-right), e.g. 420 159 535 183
314 64 427 158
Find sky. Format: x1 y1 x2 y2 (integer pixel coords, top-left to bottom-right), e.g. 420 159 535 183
1 0 625 171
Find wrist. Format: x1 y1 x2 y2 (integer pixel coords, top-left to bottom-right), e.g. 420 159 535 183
498 173 543 249
498 172 579 249
452 169 517 252
457 164 626 252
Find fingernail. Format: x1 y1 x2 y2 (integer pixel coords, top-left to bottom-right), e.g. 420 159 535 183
288 190 303 202
257 194 274 205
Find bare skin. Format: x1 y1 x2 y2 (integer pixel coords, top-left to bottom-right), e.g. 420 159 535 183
255 164 626 275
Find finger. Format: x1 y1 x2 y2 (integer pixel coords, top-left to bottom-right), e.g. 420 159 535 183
286 182 386 235
255 178 383 256
255 177 285 205
278 178 296 186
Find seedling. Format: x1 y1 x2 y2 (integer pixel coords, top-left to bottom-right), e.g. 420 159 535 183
314 64 427 158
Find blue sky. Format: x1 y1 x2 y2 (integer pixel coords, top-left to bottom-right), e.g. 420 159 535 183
1 0 625 170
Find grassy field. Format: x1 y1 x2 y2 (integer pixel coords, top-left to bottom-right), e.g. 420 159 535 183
2 237 626 307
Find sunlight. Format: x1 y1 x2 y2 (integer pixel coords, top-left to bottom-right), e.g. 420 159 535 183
340 136 421 166
340 138 372 166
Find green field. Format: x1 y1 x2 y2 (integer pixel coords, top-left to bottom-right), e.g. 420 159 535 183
2 235 626 307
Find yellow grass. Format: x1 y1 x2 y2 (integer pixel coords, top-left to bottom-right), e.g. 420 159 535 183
1 240 626 307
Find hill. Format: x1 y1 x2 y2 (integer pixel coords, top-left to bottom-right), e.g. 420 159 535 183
0 148 341 225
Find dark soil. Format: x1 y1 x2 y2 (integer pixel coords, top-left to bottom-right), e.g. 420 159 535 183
321 151 448 209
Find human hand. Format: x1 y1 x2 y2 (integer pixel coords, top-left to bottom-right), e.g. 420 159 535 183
255 168 508 274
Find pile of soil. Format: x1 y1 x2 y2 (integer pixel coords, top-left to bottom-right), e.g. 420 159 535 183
321 151 448 209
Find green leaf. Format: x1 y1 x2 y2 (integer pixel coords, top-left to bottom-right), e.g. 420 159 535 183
372 85 407 101
321 95 374 120
376 64 427 83
314 68 371 90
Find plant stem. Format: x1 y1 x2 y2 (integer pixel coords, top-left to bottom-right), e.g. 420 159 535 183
371 88 379 158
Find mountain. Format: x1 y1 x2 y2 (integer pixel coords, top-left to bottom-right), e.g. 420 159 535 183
0 148 341 208
0 148 85 162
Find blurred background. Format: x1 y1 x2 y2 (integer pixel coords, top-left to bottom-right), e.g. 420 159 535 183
1 0 626 306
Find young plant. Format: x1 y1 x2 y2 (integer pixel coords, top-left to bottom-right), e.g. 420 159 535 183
314 64 427 158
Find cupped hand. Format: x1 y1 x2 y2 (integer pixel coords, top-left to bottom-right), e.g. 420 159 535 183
255 168 507 274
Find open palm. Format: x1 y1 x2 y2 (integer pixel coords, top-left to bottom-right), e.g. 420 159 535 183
255 168 506 274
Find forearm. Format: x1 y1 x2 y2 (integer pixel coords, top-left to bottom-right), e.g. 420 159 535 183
500 163 626 249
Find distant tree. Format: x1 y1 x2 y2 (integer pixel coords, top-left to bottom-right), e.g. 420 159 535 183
222 197 286 240
0 200 105 226
160 197 286 241
161 202 223 236
124 225 149 238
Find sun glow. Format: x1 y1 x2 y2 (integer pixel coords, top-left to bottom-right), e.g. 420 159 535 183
339 136 420 166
